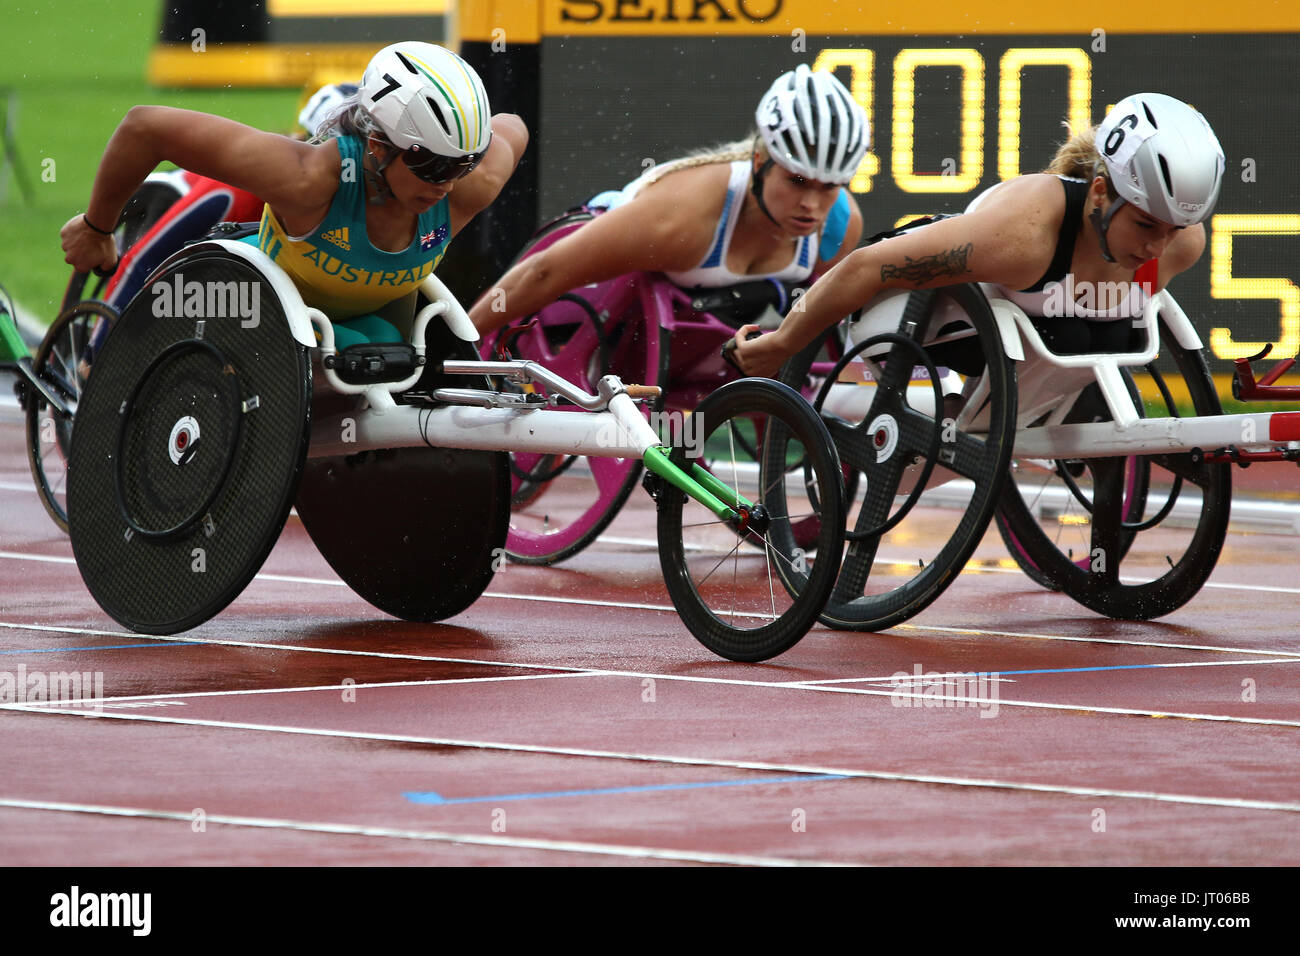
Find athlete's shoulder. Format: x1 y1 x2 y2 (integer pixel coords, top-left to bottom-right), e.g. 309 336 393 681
635 160 734 204
976 173 1067 212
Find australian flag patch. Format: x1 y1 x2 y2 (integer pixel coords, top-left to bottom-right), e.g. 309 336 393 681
420 224 450 251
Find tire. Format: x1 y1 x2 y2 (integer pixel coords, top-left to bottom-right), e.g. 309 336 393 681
775 285 1018 632
25 299 117 531
996 317 1231 619
657 378 846 662
994 372 1150 591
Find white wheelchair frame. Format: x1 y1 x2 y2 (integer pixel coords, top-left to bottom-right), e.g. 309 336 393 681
827 281 1300 464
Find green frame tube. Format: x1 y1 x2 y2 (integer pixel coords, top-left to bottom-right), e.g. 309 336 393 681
642 444 750 523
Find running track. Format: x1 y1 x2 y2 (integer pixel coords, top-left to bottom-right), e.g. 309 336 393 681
2 400 1299 867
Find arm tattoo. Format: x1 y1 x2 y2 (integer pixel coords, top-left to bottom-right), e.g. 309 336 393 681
880 243 974 284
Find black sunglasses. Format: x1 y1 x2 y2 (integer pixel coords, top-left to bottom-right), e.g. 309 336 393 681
402 144 486 184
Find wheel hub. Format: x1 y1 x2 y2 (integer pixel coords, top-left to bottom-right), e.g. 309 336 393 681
867 413 899 463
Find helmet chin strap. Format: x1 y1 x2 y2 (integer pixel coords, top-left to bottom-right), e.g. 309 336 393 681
749 157 783 228
364 146 396 205
1089 196 1126 264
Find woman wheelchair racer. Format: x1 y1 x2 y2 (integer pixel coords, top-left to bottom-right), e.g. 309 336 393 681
467 65 868 336
100 81 359 313
729 92 1225 378
61 42 528 351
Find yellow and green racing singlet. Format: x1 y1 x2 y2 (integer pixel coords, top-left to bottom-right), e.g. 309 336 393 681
256 134 452 320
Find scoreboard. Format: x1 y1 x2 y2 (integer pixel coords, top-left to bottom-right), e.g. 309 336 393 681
459 1 1300 375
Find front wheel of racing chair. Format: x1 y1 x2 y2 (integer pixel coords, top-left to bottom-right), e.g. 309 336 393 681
772 283 1018 632
24 271 119 532
656 377 846 662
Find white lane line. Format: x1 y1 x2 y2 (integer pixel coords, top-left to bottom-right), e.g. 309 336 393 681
4 619 1300 725
594 535 1300 593
0 797 835 867
0 620 601 673
5 708 1300 815
894 623 1300 659
7 667 1300 727
9 542 1300 609
1 670 595 709
0 550 75 564
0 550 726 617
787 657 1300 686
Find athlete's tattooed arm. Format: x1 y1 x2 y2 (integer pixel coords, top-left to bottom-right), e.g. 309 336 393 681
879 243 974 284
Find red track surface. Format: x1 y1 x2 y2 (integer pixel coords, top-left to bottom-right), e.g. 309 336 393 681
2 405 1299 866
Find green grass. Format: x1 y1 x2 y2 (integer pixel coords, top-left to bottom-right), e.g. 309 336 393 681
0 0 297 322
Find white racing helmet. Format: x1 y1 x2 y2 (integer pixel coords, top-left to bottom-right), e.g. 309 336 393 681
298 81 359 139
1095 93 1225 227
359 42 492 182
755 65 869 185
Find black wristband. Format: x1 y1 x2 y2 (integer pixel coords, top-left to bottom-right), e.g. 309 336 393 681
82 213 115 236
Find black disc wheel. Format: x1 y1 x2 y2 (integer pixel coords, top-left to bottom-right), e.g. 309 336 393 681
67 249 312 634
299 325 511 622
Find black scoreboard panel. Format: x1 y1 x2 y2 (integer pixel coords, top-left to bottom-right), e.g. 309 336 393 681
538 33 1300 373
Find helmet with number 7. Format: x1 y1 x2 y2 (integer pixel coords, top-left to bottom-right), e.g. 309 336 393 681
1095 93 1224 227
755 65 869 185
360 42 492 159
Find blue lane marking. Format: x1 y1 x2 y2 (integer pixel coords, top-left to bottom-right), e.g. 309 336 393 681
872 660 1296 682
405 773 849 806
982 662 1290 677
0 643 201 655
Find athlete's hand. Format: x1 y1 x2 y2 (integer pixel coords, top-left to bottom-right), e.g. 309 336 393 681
727 324 787 379
60 214 118 275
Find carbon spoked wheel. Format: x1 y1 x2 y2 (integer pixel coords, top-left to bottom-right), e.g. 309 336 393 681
777 285 1017 632
995 373 1150 591
657 378 845 662
25 299 117 532
997 320 1231 619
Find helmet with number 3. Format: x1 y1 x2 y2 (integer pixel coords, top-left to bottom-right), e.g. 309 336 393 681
1096 93 1224 227
755 65 869 185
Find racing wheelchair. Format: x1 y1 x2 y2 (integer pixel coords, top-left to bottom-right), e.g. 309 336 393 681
29 240 847 662
479 208 920 567
765 271 1300 632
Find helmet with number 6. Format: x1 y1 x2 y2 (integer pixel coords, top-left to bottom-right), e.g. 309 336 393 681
360 42 492 159
755 65 869 185
1096 93 1224 227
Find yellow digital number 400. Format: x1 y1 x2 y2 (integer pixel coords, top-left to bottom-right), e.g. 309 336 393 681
1209 215 1300 360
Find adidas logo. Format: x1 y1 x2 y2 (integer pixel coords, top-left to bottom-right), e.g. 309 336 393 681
322 227 350 251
